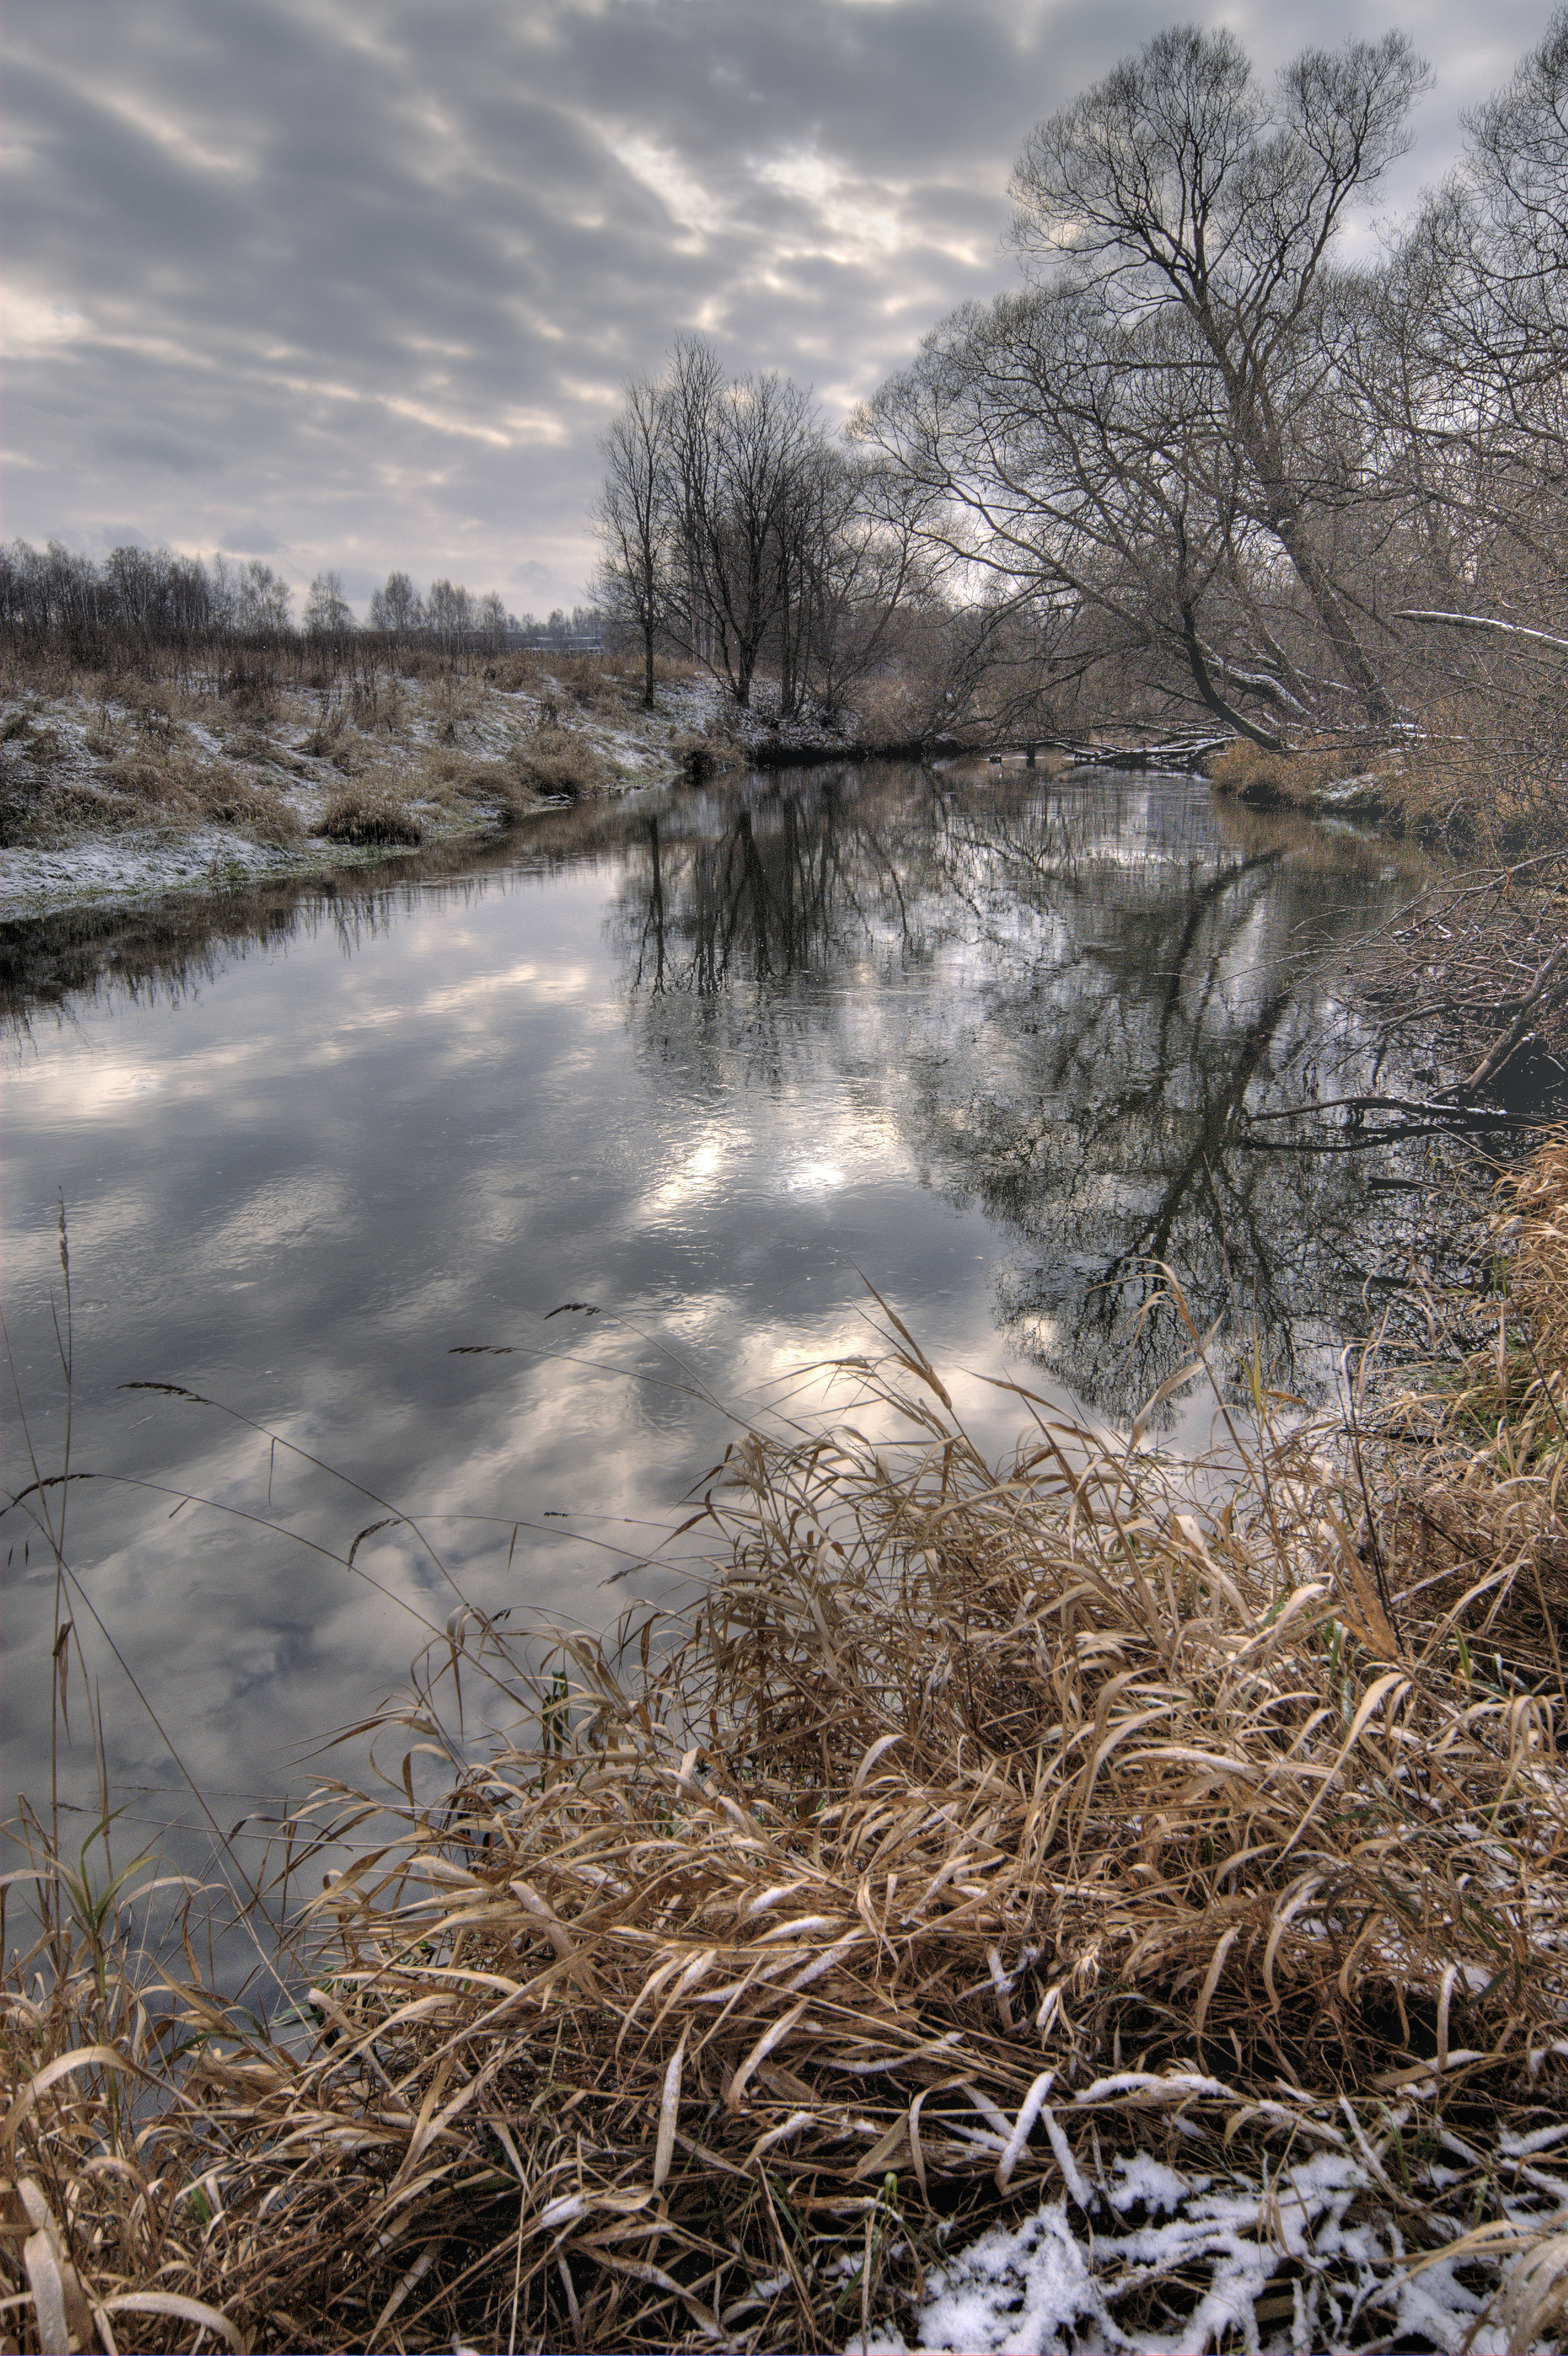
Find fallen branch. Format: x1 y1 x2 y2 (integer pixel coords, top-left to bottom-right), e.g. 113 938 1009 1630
1395 610 1568 656
1458 942 1566 1096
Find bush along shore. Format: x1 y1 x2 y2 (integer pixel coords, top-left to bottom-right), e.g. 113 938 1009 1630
5 1146 1568 2355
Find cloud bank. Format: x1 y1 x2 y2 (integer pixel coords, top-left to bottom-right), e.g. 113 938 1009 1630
2 0 1547 611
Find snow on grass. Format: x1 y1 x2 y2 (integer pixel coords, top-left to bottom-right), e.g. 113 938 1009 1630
850 2141 1568 2355
0 827 320 917
0 658 894 917
0 668 685 915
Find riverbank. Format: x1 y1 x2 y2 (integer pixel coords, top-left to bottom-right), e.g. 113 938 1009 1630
1208 732 1568 862
0 654 724 920
0 653 963 921
5 1134 1567 2354
1205 736 1568 1107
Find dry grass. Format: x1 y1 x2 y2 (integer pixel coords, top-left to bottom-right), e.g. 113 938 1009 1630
1394 723 1568 862
1208 738 1400 811
411 729 607 818
96 755 301 842
0 728 305 850
5 1162 1568 2351
510 724 607 801
0 660 643 869
314 780 423 848
1207 670 1568 862
1369 1141 1568 1702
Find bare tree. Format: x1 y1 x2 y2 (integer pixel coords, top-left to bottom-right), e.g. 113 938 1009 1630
304 569 354 635
596 376 675 706
476 591 509 651
661 338 823 711
868 26 1430 735
857 282 1315 747
425 578 472 653
368 571 423 637
597 339 921 722
773 444 929 724
1460 5 1568 431
1387 10 1568 571
231 559 292 635
1331 11 1568 769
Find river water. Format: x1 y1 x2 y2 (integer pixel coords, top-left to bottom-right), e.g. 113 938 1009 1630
2 761 1431 1876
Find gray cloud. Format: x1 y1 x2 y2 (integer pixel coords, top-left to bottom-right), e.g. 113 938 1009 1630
2 0 1550 611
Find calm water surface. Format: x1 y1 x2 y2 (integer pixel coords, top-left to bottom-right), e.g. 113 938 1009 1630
2 762 1430 1868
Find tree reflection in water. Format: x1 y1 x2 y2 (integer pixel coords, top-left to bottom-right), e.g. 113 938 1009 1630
611 762 1431 1422
1 761 1433 1429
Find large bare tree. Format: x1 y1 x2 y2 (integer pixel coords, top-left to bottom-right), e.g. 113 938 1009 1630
861 26 1431 738
856 282 1312 747
1011 26 1429 726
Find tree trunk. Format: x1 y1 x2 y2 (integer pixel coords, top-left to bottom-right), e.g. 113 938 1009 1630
1178 603 1283 749
1227 385 1394 729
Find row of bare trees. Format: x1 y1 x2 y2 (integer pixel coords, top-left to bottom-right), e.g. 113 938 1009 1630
596 339 926 718
0 541 295 652
363 571 525 648
600 12 1567 750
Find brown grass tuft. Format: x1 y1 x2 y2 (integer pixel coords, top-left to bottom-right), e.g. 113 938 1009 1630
314 781 423 847
89 752 302 843
511 723 606 800
1208 738 1398 810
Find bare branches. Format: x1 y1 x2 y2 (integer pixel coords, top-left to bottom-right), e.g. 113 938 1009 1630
595 342 926 726
861 16 1565 768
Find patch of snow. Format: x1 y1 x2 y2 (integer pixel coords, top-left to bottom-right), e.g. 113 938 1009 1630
0 827 320 919
915 2205 1115 2355
859 2139 1565 2355
1106 2153 1190 2215
1316 773 1386 817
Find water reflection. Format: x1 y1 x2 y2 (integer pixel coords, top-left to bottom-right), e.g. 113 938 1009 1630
606 765 1425 1413
1 763 1429 1876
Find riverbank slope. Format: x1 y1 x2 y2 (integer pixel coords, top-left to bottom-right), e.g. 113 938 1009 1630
0 653 726 917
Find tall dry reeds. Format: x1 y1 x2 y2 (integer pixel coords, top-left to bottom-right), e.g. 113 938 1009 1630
5 1162 1568 2351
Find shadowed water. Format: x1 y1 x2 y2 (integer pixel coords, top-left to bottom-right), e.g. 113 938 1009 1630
1 761 1432 1883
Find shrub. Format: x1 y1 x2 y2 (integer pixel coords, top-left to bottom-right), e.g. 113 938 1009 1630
314 784 422 846
512 722 606 800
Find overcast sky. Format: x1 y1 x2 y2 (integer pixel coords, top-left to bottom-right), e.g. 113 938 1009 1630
3 0 1551 617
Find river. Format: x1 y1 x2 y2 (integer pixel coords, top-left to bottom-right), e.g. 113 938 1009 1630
2 760 1433 1884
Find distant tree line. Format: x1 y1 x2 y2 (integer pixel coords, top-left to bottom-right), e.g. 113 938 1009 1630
600 10 1568 749
0 540 606 672
366 573 604 653
0 542 296 652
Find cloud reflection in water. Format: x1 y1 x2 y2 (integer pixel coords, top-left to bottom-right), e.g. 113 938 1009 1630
1 764 1432 1879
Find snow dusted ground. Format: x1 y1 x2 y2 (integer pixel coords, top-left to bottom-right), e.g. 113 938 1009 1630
845 2126 1568 2355
0 659 892 920
0 666 699 919
0 673 892 922
0 825 324 917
